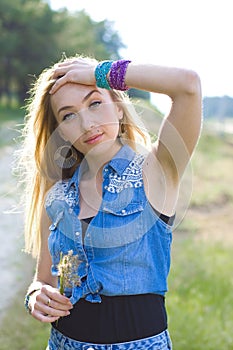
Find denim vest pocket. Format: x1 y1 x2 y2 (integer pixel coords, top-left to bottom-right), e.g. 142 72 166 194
104 201 144 216
92 201 144 248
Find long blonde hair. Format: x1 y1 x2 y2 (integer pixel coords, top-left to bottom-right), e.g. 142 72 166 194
20 55 151 258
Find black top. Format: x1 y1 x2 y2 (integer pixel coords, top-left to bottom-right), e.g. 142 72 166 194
53 294 167 343
52 210 174 343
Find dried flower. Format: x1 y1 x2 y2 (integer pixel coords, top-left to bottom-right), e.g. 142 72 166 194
56 250 81 325
58 250 81 295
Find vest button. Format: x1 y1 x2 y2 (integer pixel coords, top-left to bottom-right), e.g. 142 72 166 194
75 231 80 236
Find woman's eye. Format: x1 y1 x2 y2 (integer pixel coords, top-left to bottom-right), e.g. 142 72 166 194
63 112 77 121
89 101 102 109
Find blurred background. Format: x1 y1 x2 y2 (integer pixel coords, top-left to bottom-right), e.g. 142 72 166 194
0 0 232 349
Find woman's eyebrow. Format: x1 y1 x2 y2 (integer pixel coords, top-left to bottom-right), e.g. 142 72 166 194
82 89 102 103
57 105 74 115
57 89 102 115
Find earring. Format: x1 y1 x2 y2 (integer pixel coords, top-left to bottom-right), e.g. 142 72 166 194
118 122 126 137
54 144 78 169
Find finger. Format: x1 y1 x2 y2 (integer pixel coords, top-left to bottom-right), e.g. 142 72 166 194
52 66 70 79
55 59 83 67
31 309 60 323
42 286 72 307
49 74 71 94
55 61 75 68
35 299 71 318
52 62 82 79
38 314 60 323
55 58 88 68
45 296 73 311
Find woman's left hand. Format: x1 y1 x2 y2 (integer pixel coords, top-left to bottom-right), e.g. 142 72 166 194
50 59 96 94
30 284 73 323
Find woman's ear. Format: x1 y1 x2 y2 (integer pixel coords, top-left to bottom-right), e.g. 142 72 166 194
116 105 124 121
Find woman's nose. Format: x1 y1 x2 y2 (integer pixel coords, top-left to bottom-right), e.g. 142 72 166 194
79 110 95 132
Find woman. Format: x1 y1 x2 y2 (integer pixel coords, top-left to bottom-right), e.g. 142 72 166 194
22 56 202 349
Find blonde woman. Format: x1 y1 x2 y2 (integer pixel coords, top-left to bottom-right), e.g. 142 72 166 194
22 56 202 349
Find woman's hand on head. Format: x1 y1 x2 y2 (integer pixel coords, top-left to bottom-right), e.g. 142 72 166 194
50 59 96 94
30 284 73 323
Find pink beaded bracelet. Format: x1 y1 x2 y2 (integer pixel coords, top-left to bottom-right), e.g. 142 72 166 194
109 60 131 91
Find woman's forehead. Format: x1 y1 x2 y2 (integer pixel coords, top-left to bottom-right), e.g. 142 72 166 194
52 83 95 97
52 83 112 101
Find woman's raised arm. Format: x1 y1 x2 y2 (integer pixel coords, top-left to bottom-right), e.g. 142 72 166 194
125 63 202 180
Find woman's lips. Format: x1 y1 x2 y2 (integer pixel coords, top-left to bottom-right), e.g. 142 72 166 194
85 133 103 144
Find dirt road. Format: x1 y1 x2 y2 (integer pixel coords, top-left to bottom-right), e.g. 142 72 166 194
0 143 33 322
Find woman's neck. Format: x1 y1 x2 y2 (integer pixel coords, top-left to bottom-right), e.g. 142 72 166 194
84 141 122 177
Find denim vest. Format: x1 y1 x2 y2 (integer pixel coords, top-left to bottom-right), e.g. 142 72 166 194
45 145 173 305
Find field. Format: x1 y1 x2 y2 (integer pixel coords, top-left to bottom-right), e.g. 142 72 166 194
0 107 233 349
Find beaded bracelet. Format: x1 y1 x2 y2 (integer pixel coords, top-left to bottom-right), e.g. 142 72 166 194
24 288 41 314
95 60 113 90
109 59 131 91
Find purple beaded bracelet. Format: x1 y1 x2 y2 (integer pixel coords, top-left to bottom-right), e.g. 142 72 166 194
109 60 131 91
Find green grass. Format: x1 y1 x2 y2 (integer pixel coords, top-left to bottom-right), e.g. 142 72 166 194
0 286 50 349
190 130 233 207
0 106 24 148
167 237 233 349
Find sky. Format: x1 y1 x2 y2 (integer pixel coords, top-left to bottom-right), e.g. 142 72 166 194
49 0 233 113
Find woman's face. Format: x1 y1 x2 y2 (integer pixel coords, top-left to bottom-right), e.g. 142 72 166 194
50 83 123 156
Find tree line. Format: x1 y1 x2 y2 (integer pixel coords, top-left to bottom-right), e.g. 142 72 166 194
0 0 126 105
203 96 233 118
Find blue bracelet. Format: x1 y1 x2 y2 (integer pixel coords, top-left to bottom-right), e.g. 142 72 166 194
24 288 41 314
24 293 31 313
95 60 113 90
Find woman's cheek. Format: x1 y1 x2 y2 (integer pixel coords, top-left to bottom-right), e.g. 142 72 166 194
61 123 82 144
